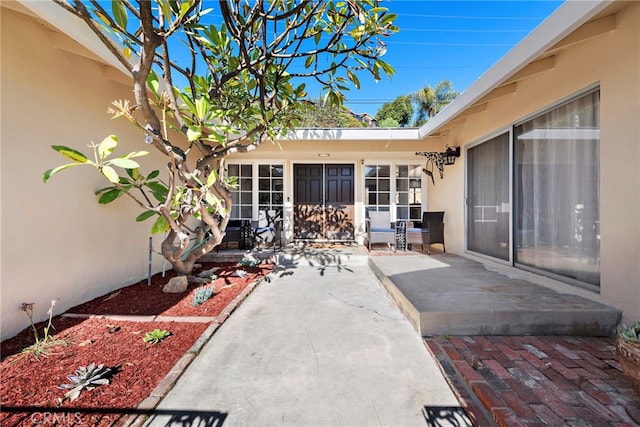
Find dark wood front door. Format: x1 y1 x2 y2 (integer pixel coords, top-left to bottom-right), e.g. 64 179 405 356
293 164 354 240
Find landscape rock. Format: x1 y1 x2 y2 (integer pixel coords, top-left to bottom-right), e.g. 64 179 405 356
162 276 188 293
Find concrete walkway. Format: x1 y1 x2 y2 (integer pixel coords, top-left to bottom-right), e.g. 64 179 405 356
145 245 470 426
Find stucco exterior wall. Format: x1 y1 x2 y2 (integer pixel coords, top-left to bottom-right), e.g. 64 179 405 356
430 2 640 320
1 7 166 340
228 138 441 244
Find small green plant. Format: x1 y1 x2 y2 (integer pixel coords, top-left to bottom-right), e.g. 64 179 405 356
193 286 215 306
57 363 113 402
618 322 640 344
20 300 67 359
143 329 171 344
238 257 260 267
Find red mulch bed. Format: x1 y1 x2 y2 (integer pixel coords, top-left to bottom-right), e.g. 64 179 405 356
1 262 271 426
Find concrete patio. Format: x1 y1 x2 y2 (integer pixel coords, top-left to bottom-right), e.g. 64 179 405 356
367 251 621 337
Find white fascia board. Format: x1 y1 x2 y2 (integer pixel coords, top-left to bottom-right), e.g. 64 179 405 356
286 127 420 141
417 0 614 140
18 0 130 77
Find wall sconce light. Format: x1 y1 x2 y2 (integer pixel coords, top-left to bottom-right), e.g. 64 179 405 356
442 146 461 166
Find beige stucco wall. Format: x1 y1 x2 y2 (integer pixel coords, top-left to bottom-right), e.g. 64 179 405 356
1 7 166 340
429 2 640 321
228 137 443 244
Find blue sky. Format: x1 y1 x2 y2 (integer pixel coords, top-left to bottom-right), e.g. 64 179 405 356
334 0 564 117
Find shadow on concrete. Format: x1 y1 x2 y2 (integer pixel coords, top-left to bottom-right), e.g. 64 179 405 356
422 405 472 426
264 243 364 279
1 406 228 426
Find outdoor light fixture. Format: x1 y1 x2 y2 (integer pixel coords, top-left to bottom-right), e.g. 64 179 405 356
442 146 461 166
415 146 461 185
318 153 330 157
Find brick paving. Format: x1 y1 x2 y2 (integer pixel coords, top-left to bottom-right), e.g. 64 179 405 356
425 336 640 426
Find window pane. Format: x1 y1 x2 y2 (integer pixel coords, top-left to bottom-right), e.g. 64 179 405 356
272 166 283 177
397 165 408 177
514 90 600 286
379 193 390 204
228 164 239 176
241 178 252 191
378 165 390 177
397 193 408 205
273 179 284 191
259 179 270 191
396 179 408 191
259 164 270 177
259 192 270 204
397 207 408 219
241 206 252 218
241 164 252 176
241 192 252 204
379 179 390 191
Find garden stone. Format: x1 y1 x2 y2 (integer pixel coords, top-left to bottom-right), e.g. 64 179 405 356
163 276 188 293
197 267 220 278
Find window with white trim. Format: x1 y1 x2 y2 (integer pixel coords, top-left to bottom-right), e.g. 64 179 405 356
395 164 423 223
364 164 390 217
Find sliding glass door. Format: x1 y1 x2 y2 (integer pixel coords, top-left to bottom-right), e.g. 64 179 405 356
514 90 600 287
466 88 600 288
467 133 510 261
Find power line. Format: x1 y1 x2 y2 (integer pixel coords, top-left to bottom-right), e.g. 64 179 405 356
397 13 546 20
388 41 513 47
399 28 529 33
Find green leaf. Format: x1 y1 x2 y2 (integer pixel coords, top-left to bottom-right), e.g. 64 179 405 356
206 169 218 187
304 55 314 69
151 215 170 234
122 151 149 159
187 126 202 141
52 145 89 163
205 191 218 207
101 165 120 183
136 210 157 222
145 181 167 194
147 70 160 96
159 0 172 20
98 135 118 160
109 158 140 169
112 0 128 30
347 70 360 90
126 168 140 179
98 188 122 204
147 170 160 180
43 163 82 183
195 97 208 121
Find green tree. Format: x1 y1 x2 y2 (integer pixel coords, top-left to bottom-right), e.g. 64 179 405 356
413 80 459 126
376 95 413 127
299 98 364 128
45 0 397 279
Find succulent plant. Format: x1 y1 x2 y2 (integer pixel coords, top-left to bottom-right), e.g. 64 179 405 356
618 322 640 344
238 257 260 267
143 329 171 344
193 286 215 306
234 269 248 278
57 363 112 402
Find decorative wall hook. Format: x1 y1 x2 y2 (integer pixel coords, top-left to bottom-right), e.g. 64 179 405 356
416 146 460 185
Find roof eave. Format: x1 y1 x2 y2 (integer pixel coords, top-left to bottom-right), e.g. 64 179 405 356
417 0 614 140
18 0 130 77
